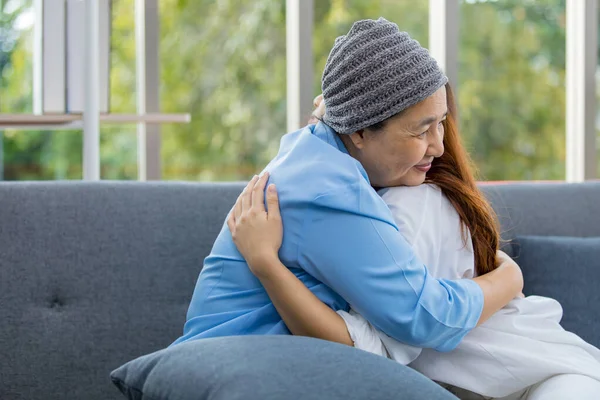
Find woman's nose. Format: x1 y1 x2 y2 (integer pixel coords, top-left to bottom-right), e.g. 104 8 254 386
427 130 444 158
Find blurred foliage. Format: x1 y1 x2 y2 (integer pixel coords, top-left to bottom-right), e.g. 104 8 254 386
0 0 594 181
459 0 567 180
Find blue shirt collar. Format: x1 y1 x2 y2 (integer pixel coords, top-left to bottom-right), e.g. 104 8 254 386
311 121 349 156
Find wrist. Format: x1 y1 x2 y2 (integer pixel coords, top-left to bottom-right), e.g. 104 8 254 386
247 252 282 279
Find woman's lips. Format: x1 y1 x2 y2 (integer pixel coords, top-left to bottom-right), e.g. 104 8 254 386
414 163 432 172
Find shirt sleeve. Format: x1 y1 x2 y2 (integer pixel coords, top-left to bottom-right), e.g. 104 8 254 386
336 310 389 357
298 190 484 352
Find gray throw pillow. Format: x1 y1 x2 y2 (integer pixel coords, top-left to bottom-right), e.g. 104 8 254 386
110 335 457 400
513 235 600 347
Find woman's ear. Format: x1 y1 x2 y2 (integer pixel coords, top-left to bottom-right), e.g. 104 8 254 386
348 130 366 149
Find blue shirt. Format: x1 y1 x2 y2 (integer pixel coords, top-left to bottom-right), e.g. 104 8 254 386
171 122 484 351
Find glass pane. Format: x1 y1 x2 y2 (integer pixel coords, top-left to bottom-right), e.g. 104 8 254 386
0 125 138 181
1 129 82 180
313 0 429 97
0 1 82 181
159 0 286 181
110 0 136 114
100 125 137 180
101 0 137 181
459 0 566 181
1 0 34 113
1 0 139 181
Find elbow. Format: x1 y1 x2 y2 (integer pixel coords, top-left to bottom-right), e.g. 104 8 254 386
372 306 429 347
375 306 471 351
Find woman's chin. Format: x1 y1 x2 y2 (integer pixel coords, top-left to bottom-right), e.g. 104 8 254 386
397 171 427 187
379 170 427 188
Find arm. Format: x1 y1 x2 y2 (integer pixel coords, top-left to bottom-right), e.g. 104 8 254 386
297 187 522 351
473 250 523 325
254 255 354 346
252 250 521 343
253 253 393 357
228 174 354 346
230 176 522 352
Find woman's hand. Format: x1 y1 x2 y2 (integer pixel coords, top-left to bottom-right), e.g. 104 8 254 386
227 172 283 277
474 249 525 325
228 173 353 346
308 94 326 124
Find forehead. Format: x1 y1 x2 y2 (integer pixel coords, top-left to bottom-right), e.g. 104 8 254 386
398 86 448 123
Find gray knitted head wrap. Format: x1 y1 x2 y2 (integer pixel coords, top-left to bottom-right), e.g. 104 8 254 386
321 17 448 134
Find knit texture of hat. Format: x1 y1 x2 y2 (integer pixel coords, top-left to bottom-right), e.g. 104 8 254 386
321 17 448 134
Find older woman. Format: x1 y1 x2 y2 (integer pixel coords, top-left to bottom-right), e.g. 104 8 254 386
172 18 522 354
227 19 600 400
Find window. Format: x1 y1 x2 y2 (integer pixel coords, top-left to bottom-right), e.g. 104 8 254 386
459 0 566 181
1 0 596 182
1 0 136 180
1 0 81 179
158 0 286 180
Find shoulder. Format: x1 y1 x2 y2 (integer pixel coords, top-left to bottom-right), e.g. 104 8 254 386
379 184 442 205
378 184 462 241
267 128 395 225
271 127 367 198
271 127 377 201
380 184 463 219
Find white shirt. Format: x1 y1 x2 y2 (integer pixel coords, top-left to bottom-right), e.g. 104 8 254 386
338 184 600 398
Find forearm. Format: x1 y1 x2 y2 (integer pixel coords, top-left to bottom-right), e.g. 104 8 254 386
254 257 354 347
472 258 523 326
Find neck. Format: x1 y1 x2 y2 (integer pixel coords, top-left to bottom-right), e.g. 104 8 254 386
337 133 378 189
337 133 356 158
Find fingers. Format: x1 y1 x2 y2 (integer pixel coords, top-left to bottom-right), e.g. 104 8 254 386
234 177 254 220
313 96 326 120
308 95 326 124
227 210 236 237
252 172 270 212
233 193 243 221
313 94 323 108
241 175 259 212
266 184 280 221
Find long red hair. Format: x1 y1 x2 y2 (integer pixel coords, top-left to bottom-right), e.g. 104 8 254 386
425 84 500 275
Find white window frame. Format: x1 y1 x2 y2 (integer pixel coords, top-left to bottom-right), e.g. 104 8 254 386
135 0 161 180
4 1 600 182
566 0 597 182
83 0 100 180
429 0 459 90
286 0 314 133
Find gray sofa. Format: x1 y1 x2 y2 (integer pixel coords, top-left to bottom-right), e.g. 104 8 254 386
1 181 599 400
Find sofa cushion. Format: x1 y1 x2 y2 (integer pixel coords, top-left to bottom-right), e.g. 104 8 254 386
110 336 457 400
514 235 600 347
0 182 242 400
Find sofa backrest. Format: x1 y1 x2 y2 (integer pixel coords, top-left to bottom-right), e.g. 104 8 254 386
1 181 599 400
481 182 600 242
0 182 240 400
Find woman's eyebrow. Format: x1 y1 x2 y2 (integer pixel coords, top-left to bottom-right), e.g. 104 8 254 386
416 111 448 128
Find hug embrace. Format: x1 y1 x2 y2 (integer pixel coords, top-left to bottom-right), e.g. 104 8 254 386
171 18 600 399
